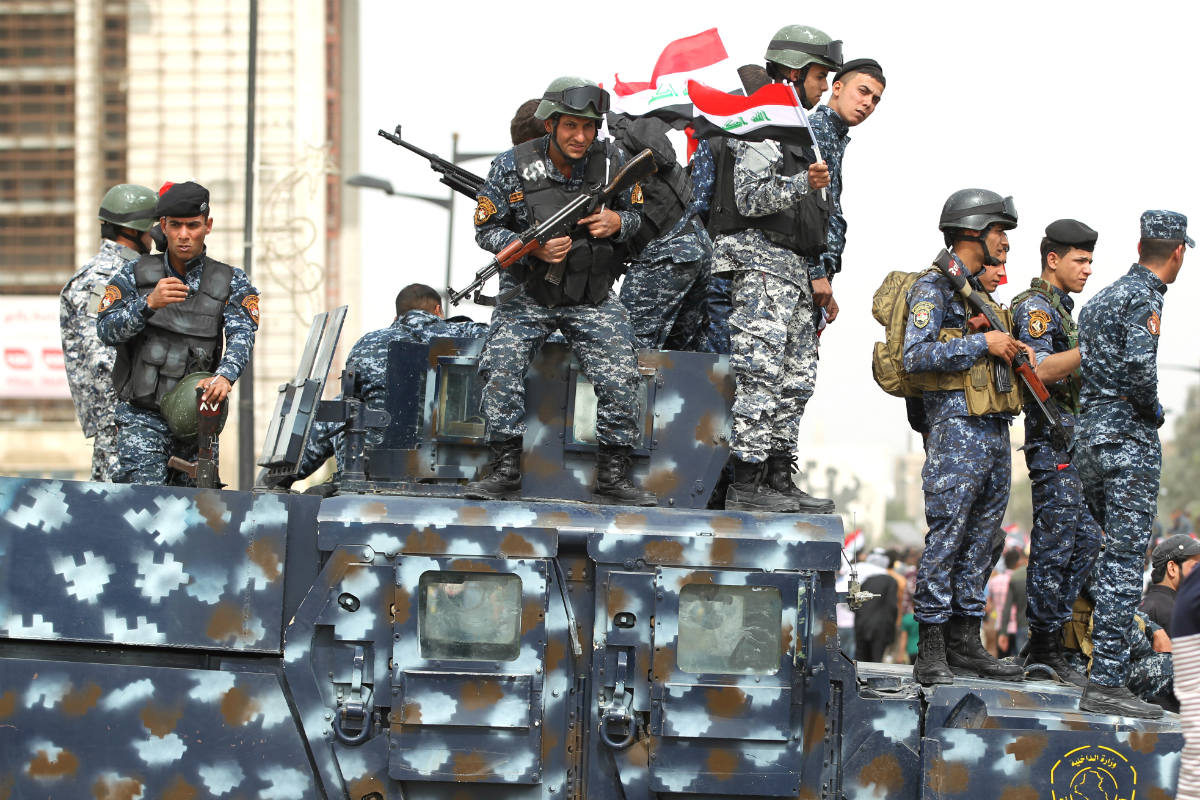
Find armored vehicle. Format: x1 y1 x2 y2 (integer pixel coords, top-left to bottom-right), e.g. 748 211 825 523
0 313 1183 798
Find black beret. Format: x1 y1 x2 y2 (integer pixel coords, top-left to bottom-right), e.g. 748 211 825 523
834 58 883 84
1044 218 1097 251
156 181 210 218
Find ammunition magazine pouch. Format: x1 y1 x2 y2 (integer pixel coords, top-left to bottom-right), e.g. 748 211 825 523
907 320 1023 417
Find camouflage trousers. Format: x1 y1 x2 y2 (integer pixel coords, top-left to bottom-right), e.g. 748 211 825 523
698 274 732 355
90 423 120 482
113 403 203 486
619 246 713 352
1075 436 1161 687
1023 428 1102 633
727 270 817 463
1065 649 1173 702
914 415 1011 623
478 292 641 446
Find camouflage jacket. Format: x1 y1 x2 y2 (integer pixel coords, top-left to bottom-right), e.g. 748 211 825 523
1078 263 1166 444
808 104 850 278
96 249 260 386
710 139 820 285
1013 279 1080 429
59 240 140 436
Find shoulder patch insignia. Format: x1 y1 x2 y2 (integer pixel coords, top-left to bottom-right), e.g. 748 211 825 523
1147 311 1161 336
474 196 498 226
1028 308 1051 338
241 294 260 326
630 182 644 205
911 300 935 329
508 190 524 204
98 284 121 313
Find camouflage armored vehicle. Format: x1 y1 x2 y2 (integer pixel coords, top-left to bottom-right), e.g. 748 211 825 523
0 315 1183 798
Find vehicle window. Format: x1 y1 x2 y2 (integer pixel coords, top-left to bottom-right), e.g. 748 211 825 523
435 364 486 438
570 373 647 447
677 584 782 675
418 571 522 661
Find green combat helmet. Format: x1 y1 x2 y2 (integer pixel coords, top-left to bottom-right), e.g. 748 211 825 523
98 183 158 232
160 372 230 441
534 76 609 121
764 25 843 72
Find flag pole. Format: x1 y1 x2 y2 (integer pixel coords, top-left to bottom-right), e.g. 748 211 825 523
784 83 827 201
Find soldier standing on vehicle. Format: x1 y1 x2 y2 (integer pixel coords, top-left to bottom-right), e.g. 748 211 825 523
707 25 840 513
60 184 158 481
1010 219 1103 686
904 189 1029 685
97 181 260 485
465 77 655 506
1074 210 1192 718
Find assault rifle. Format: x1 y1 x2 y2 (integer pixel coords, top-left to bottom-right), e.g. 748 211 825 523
168 390 225 489
448 148 657 306
932 249 1071 452
377 125 484 199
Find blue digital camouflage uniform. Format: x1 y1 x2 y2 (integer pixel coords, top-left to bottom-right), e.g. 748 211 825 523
1012 280 1102 635
474 135 644 445
710 139 819 463
1065 603 1174 703
297 309 489 478
808 103 850 279
97 250 259 485
618 139 714 351
903 258 1013 624
59 240 140 481
1075 262 1167 688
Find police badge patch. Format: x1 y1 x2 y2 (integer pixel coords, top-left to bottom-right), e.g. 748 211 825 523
912 301 935 328
241 294 260 326
631 183 644 205
98 285 121 313
1147 311 1161 335
474 196 497 225
1028 309 1051 338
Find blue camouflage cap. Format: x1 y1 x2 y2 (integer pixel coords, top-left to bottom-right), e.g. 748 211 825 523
1140 210 1195 248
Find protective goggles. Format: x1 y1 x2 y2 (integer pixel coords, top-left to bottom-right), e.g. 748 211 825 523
945 196 1018 224
767 39 844 67
543 86 610 115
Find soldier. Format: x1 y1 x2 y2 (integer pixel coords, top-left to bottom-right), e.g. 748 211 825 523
1010 219 1103 686
707 25 840 513
60 184 158 481
97 181 260 485
613 114 715 352
904 189 1029 685
465 77 655 506
294 283 489 480
510 98 544 146
1075 209 1192 718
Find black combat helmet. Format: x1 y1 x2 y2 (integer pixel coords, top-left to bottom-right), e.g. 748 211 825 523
939 188 1017 267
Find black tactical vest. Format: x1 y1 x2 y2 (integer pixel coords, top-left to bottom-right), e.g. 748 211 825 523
607 116 692 254
112 253 233 408
707 137 816 253
512 139 625 307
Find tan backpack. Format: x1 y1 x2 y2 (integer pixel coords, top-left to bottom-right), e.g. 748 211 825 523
870 268 935 398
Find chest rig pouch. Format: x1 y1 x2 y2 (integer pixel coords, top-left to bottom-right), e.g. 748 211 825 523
1012 280 1080 414
112 254 233 408
513 139 624 307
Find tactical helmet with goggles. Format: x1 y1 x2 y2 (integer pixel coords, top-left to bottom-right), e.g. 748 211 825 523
939 189 1018 233
160 372 229 442
535 77 609 121
98 183 158 233
764 25 843 71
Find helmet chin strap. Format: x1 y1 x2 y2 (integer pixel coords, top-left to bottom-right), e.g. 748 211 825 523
791 65 816 109
952 232 999 269
549 116 592 167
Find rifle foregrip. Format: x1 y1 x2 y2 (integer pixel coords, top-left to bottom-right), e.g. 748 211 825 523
1014 361 1050 402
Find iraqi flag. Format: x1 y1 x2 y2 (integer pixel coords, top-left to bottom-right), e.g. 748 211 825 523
611 28 742 126
687 80 813 147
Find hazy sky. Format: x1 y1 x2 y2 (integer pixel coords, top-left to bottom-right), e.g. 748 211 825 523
357 0 1200 477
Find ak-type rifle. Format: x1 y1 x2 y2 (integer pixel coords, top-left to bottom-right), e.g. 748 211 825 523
377 125 484 199
167 390 225 489
932 248 1072 452
448 148 658 307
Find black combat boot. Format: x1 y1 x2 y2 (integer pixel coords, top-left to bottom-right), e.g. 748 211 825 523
463 436 522 500
913 621 954 686
1024 627 1087 687
725 458 801 513
594 444 656 507
765 450 836 514
945 615 1024 681
1079 681 1164 719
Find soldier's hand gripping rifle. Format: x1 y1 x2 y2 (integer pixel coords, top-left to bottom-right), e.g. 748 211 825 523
377 125 484 199
448 148 658 307
932 249 1072 452
167 389 225 489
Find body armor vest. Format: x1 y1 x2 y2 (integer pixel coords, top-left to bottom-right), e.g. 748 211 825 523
513 139 624 307
1012 279 1081 414
112 254 233 408
606 116 692 254
707 137 815 253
